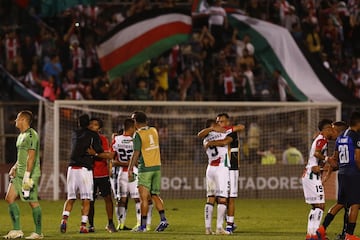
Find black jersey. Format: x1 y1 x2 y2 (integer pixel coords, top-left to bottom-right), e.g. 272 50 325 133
69 128 103 170
228 131 239 170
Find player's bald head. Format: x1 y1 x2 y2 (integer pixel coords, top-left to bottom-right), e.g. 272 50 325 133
19 110 33 125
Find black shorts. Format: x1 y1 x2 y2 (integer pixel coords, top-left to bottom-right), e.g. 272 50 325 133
93 176 112 198
338 173 360 205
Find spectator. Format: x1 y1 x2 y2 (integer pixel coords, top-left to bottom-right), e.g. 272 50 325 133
273 69 290 102
258 146 277 165
208 0 227 51
282 142 304 165
284 6 300 31
247 121 260 164
219 64 237 101
153 57 169 92
108 77 127 100
134 79 152 100
43 53 63 86
23 62 42 94
36 75 61 102
70 38 85 80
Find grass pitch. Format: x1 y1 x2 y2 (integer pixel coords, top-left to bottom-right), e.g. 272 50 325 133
0 199 348 239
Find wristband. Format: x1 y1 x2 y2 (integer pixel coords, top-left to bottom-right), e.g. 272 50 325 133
24 171 31 179
324 156 329 162
95 153 98 157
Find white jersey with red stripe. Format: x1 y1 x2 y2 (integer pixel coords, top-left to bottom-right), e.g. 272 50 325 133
203 131 230 167
112 134 134 170
305 133 328 174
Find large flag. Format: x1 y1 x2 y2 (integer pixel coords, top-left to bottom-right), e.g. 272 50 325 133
228 14 337 102
40 0 96 17
96 8 192 80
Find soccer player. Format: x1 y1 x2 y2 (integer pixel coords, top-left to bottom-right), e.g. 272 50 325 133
128 111 169 232
320 114 360 240
215 113 245 233
60 114 104 234
112 118 143 230
316 121 348 240
302 119 334 240
3 110 43 239
199 119 233 235
87 117 116 233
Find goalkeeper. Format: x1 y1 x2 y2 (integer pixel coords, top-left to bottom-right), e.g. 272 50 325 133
4 110 43 240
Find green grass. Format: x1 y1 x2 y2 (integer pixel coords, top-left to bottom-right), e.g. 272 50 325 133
0 199 349 239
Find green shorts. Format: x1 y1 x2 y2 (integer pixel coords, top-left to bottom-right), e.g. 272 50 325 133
12 176 40 202
138 170 161 195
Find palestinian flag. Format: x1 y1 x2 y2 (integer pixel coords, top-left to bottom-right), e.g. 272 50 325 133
96 8 192 80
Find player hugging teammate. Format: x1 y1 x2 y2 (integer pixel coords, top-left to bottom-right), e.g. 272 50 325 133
197 113 244 235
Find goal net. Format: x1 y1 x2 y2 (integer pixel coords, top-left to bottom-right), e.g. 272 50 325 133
40 101 341 200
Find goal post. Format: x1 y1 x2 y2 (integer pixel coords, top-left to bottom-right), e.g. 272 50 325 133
41 101 341 200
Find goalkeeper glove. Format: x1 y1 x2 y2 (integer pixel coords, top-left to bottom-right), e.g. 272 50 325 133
22 171 34 191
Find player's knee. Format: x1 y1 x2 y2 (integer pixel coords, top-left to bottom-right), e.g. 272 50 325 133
217 197 227 205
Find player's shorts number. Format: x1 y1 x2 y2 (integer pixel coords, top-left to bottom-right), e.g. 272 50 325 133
316 185 323 193
339 145 350 164
209 146 218 157
118 149 134 161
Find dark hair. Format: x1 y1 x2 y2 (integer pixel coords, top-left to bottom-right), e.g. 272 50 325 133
205 119 216 128
78 114 90 128
124 118 135 131
333 121 348 128
350 111 360 127
90 117 103 128
318 119 333 131
217 113 229 119
20 110 33 125
132 111 147 124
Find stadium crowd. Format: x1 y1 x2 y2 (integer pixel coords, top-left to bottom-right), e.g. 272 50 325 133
0 0 360 101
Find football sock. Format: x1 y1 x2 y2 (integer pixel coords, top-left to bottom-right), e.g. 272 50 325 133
135 202 141 224
115 205 120 223
141 216 147 228
227 216 234 225
204 203 214 229
81 215 88 226
159 210 166 221
62 211 70 219
32 206 42 234
217 204 227 230
342 207 349 236
119 206 126 224
88 201 95 227
9 203 21 230
312 208 323 234
307 209 315 235
322 213 334 229
347 223 356 235
147 203 153 226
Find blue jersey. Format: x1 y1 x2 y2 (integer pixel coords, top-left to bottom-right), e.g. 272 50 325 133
336 128 360 175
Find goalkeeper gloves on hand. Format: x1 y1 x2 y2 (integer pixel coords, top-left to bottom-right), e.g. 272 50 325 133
22 171 34 191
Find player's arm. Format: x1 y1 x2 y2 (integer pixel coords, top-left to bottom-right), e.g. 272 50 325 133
205 136 233 148
197 125 226 139
232 124 245 132
355 149 360 169
128 133 141 181
88 147 115 159
112 157 130 167
312 139 329 173
9 161 18 178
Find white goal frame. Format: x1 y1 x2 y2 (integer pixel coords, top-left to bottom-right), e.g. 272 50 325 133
52 100 341 200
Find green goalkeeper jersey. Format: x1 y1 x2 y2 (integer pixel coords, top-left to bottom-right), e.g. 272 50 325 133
16 128 41 178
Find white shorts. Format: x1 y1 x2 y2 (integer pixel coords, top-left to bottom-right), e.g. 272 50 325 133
117 168 139 199
66 166 93 200
229 170 239 198
206 165 230 198
302 173 325 204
